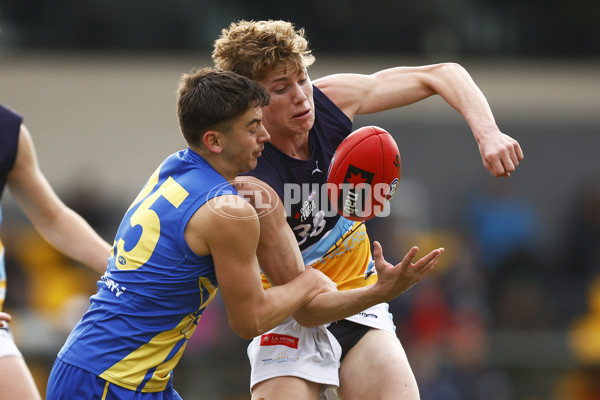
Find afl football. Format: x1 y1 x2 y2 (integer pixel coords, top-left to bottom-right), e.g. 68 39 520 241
326 126 401 221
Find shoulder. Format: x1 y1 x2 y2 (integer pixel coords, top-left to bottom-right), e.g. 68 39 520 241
191 194 258 233
185 194 258 255
314 74 373 120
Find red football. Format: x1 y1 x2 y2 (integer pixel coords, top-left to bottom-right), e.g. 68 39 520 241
327 126 401 221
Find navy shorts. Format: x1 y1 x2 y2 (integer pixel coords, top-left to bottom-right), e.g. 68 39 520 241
327 319 372 361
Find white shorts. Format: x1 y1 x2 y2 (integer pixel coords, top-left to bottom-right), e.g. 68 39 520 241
247 303 395 399
0 325 23 359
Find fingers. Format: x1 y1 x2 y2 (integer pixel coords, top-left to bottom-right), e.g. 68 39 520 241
0 312 11 328
399 246 420 267
481 134 524 178
412 248 444 270
372 241 383 261
410 249 444 283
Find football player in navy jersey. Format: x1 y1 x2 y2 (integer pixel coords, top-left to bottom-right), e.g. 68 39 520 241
46 68 337 400
0 103 111 400
213 20 523 400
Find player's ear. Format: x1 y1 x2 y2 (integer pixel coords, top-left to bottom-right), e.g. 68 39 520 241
203 130 224 154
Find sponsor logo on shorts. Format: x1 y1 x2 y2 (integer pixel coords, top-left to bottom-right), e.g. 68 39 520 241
260 333 299 349
262 353 299 366
356 312 378 318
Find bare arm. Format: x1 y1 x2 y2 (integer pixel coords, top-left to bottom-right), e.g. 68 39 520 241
236 177 442 327
314 63 524 177
6 125 111 274
185 194 335 340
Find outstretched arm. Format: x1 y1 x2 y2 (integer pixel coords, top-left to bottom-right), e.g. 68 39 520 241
292 242 442 327
6 125 111 274
236 176 442 327
314 62 524 177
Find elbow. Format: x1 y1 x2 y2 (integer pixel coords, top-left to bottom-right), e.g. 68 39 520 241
435 62 468 79
292 312 320 329
228 318 266 340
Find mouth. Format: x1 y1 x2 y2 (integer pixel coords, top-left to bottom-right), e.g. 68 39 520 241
292 109 311 119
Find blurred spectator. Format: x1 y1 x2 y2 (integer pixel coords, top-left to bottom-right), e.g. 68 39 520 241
465 179 540 272
556 180 600 321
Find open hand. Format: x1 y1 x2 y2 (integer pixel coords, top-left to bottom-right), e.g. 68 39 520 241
372 241 443 301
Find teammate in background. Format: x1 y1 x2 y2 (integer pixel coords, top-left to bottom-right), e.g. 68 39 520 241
0 103 111 400
46 68 344 399
212 20 524 400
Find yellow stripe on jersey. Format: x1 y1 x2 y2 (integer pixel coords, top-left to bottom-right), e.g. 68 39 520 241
311 223 377 291
99 277 217 392
99 312 199 392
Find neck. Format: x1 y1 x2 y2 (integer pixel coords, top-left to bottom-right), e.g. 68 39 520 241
269 130 311 160
194 148 236 182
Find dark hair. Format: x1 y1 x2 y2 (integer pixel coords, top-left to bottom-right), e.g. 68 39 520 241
177 67 270 146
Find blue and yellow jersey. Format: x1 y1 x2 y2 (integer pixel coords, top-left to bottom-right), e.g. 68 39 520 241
0 104 23 312
243 87 377 291
58 149 231 392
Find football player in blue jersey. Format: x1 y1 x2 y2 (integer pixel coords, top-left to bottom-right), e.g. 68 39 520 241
46 68 338 400
212 20 524 400
0 103 112 400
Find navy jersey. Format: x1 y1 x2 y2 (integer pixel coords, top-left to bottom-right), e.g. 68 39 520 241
0 103 22 311
243 87 377 291
57 149 232 392
243 86 353 251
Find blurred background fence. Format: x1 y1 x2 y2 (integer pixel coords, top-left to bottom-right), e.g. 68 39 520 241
1 1 599 399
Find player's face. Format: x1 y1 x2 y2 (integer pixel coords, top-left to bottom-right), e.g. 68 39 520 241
259 65 315 139
222 107 270 174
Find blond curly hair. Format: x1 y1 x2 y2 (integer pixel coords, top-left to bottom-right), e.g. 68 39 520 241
212 20 315 81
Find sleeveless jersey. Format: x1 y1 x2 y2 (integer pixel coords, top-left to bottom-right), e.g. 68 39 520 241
57 149 231 393
243 86 377 291
0 104 22 312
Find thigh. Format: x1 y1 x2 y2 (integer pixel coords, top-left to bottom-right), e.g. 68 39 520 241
252 376 321 400
0 355 41 400
247 317 341 393
338 329 419 400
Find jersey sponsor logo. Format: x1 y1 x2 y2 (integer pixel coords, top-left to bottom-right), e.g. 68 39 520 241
102 274 127 297
322 225 367 262
261 353 300 366
311 160 323 176
260 333 299 349
298 190 317 222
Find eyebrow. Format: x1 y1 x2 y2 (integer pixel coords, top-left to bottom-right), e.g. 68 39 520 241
246 118 261 128
268 76 290 84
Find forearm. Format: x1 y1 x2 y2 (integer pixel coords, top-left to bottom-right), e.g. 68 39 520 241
227 269 327 339
429 63 499 140
36 207 111 274
293 285 381 327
